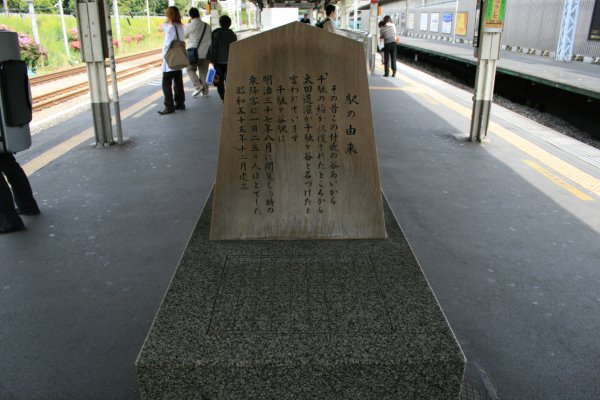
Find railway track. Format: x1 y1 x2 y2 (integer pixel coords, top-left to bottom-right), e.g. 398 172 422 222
29 49 162 87
32 58 162 112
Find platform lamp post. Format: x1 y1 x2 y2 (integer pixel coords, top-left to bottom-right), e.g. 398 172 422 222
452 0 459 44
469 0 505 143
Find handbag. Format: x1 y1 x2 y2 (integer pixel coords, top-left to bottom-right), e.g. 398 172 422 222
187 23 207 65
206 65 216 85
165 24 189 70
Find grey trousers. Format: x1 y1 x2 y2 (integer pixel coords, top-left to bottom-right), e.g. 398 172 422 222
186 59 210 94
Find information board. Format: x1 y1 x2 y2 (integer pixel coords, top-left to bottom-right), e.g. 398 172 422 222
456 12 468 36
420 13 429 31
430 13 440 32
407 13 415 30
442 12 453 34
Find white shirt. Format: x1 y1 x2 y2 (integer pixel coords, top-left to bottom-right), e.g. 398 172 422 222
161 23 186 72
184 19 211 60
380 22 397 44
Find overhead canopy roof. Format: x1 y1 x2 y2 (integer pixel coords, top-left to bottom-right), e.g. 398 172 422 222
246 0 374 11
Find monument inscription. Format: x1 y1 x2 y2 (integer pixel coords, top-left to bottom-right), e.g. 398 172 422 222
211 22 386 240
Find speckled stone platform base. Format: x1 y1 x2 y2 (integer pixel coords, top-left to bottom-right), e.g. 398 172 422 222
135 191 465 399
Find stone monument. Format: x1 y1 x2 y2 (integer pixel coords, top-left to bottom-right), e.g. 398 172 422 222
136 22 465 399
210 22 385 240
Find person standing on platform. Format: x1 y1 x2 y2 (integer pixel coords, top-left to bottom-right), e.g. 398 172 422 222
158 6 186 115
300 14 311 24
378 20 386 65
0 152 40 234
208 15 237 102
380 15 398 77
185 7 212 98
322 5 337 33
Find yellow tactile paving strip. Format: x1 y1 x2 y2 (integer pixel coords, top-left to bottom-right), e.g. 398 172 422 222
370 67 599 200
23 90 162 176
523 160 594 201
23 69 599 202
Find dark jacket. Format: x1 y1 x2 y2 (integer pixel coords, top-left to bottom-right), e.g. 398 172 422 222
209 28 237 64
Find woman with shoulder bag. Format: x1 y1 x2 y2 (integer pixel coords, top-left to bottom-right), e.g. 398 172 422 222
159 6 186 115
380 15 398 77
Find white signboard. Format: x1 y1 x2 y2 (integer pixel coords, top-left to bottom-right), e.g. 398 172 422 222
442 12 453 34
419 13 428 31
430 13 439 32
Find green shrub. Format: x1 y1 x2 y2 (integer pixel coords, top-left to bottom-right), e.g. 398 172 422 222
0 14 165 74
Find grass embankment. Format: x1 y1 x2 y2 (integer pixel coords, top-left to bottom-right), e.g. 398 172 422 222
0 14 165 74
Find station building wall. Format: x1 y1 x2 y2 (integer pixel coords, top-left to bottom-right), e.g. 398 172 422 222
379 0 600 59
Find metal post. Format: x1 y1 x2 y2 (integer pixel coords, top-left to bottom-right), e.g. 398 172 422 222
104 0 123 144
211 1 219 28
145 0 151 34
556 0 581 62
27 0 40 43
469 0 504 142
368 0 378 73
453 0 459 44
75 0 114 146
112 0 121 47
58 0 70 56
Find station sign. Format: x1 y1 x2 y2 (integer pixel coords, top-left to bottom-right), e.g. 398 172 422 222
484 0 506 32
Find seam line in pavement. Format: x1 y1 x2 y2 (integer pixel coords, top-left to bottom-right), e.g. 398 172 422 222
23 90 163 177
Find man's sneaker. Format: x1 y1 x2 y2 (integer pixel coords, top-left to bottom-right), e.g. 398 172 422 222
192 90 201 97
201 92 209 98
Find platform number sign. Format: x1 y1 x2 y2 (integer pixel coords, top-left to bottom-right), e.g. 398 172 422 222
484 0 506 32
590 0 600 41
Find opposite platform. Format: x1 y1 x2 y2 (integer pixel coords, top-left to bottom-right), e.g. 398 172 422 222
398 37 600 99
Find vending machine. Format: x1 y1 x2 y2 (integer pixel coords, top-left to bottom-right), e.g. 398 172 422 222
0 31 32 153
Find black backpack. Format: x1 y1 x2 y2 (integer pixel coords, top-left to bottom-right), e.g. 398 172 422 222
316 18 329 29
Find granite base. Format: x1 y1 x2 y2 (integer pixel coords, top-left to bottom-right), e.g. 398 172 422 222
135 191 465 399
